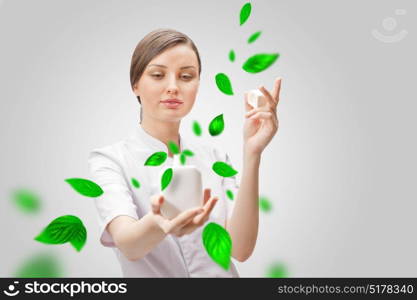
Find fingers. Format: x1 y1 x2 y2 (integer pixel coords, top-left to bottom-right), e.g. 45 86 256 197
244 92 253 112
178 197 219 236
151 194 164 214
170 207 204 229
203 188 211 205
258 77 282 108
258 85 275 107
245 106 275 119
247 112 278 128
249 111 273 120
193 196 218 225
156 189 220 237
271 77 282 104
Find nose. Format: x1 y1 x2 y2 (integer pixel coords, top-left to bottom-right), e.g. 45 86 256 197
166 74 179 96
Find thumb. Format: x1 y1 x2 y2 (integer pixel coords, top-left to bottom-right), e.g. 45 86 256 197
151 194 164 214
244 92 253 112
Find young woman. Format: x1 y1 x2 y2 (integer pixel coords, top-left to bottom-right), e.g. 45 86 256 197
88 28 282 277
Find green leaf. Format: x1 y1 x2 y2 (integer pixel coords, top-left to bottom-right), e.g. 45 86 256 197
144 151 167 166
226 190 234 201
212 161 238 177
168 141 180 155
239 2 252 26
259 196 272 212
248 31 262 43
229 49 235 62
202 222 232 270
209 114 225 136
242 53 280 73
161 168 173 191
215 73 234 95
266 262 288 278
131 178 140 188
14 252 63 278
69 225 87 251
182 149 194 157
34 215 87 252
192 120 202 136
180 153 186 165
12 188 41 213
65 178 103 197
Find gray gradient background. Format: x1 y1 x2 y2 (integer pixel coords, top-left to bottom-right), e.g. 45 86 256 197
0 0 416 277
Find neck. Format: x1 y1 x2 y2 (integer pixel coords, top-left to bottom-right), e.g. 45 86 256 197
140 115 181 156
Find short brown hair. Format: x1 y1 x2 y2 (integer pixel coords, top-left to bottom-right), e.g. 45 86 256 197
130 28 202 104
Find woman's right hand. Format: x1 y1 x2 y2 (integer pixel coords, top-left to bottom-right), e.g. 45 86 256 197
149 188 218 237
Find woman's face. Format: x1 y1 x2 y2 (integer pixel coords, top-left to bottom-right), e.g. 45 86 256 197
133 44 200 123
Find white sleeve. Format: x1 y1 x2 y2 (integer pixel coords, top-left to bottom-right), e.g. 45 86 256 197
87 148 139 248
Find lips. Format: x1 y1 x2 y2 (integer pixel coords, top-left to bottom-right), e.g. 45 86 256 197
161 99 183 104
161 99 183 109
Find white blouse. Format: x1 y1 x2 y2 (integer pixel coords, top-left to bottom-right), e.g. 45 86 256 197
87 125 240 277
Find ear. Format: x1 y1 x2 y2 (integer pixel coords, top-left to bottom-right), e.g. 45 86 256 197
132 83 139 95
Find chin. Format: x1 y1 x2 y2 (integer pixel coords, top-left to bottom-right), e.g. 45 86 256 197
160 112 187 123
162 107 191 121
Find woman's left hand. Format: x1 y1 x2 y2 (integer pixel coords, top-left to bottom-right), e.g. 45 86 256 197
243 77 282 155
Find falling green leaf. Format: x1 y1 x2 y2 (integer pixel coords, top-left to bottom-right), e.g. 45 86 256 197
11 188 41 213
242 53 280 73
212 161 238 177
209 114 225 136
259 196 272 212
65 178 103 197
180 153 186 165
226 190 234 201
215 73 234 95
239 2 252 26
266 262 288 278
34 215 87 252
161 168 173 191
168 141 180 155
14 252 63 278
182 149 194 157
248 31 262 43
144 151 167 166
229 50 235 62
193 121 202 136
131 178 140 188
202 222 232 270
70 227 87 252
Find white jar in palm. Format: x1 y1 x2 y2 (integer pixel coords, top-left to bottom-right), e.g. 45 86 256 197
159 154 203 220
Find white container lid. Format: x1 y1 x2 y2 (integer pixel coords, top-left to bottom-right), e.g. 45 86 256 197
247 89 263 108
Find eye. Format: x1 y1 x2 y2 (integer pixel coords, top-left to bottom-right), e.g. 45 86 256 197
151 73 193 80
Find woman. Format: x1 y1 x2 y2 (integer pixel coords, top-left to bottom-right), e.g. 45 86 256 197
88 28 282 277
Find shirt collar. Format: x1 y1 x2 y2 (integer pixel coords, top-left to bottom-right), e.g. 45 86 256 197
131 124 186 153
